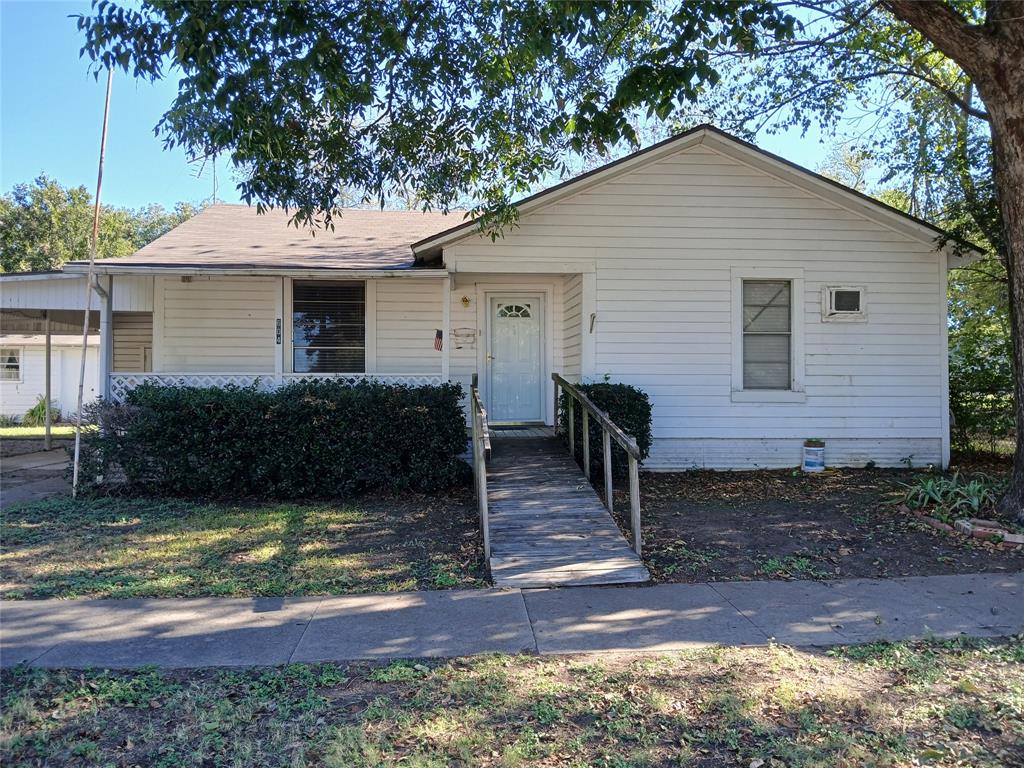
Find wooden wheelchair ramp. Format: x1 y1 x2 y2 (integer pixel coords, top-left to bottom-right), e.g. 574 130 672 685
486 435 650 588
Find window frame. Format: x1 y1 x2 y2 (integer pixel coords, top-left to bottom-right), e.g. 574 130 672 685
0 347 23 383
821 285 867 322
288 279 369 374
730 267 805 403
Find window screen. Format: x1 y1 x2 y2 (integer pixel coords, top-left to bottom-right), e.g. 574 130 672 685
0 348 20 381
292 281 365 373
742 280 791 390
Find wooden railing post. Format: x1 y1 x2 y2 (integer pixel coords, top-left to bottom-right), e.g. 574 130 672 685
568 397 575 458
603 428 613 513
471 386 490 561
552 378 559 435
628 454 641 556
581 410 590 480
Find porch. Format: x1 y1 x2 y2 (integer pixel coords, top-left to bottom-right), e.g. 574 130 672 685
90 267 595 423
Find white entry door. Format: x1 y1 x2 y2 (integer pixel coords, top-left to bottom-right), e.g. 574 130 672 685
488 296 544 422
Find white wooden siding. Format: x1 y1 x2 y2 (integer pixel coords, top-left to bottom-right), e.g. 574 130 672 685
154 276 277 372
375 279 443 373
1 275 153 311
563 274 582 380
447 142 947 468
113 312 153 372
0 345 99 418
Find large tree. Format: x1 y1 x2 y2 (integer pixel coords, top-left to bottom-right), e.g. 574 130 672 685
0 175 200 272
78 0 1024 514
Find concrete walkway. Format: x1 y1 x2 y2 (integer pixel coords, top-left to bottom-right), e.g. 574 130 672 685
0 448 70 507
1 572 1020 669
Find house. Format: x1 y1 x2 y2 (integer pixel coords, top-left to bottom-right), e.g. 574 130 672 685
0 274 103 421
5 125 978 468
0 333 98 421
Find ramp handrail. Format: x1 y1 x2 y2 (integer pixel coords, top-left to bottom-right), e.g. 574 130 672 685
470 379 491 559
552 373 642 555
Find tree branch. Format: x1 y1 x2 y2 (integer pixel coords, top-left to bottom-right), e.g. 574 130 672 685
883 1 991 76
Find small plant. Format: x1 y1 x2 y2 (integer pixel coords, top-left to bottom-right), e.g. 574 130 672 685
755 554 827 580
0 414 18 427
898 473 1007 521
22 396 60 427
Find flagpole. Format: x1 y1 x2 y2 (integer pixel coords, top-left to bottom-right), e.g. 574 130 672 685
72 66 113 497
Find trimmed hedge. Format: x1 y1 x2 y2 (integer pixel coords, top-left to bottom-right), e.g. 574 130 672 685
80 379 468 497
559 381 652 477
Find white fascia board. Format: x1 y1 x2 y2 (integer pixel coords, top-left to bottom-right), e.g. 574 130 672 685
61 264 448 279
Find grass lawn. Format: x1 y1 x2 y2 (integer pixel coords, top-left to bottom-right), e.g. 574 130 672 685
2 638 1022 767
0 425 81 438
0 492 485 599
629 463 1023 583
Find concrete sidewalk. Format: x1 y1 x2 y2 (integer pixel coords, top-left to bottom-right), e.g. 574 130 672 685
0 448 70 507
2 572 1021 669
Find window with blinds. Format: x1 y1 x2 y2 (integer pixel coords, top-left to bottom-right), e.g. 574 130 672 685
292 281 365 373
742 280 792 390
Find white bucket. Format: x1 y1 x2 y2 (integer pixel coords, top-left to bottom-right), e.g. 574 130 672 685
802 445 825 473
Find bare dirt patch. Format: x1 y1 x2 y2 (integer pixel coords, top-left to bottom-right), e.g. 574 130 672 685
620 464 1023 583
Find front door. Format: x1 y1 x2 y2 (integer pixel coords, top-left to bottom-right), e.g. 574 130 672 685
488 296 544 422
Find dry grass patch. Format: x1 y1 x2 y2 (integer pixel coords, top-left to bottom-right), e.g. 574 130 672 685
4 638 1020 767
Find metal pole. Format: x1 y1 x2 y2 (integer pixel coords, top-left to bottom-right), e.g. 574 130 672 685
44 310 51 451
73 67 113 497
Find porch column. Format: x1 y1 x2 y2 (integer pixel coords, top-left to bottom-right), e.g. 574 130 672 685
99 275 113 400
441 274 451 381
44 310 51 450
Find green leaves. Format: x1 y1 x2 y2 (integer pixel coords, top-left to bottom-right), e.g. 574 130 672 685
76 0 797 228
0 175 200 273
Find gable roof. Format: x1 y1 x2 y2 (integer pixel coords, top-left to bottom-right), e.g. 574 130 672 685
64 205 461 274
58 125 980 276
412 124 983 262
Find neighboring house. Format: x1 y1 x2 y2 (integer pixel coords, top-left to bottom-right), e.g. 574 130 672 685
2 126 979 467
0 333 98 420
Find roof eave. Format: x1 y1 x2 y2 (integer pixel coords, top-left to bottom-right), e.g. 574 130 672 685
61 262 448 278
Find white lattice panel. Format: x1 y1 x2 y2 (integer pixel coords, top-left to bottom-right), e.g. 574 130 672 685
108 373 445 402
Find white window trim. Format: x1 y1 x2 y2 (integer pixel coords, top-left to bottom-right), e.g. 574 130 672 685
821 285 867 322
730 267 805 403
0 347 23 383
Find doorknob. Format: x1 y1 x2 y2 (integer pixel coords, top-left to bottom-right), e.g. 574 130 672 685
486 354 495 362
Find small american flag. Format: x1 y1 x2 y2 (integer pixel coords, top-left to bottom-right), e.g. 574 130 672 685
434 329 443 351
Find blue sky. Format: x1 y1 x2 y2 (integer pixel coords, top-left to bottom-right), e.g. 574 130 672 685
2 0 830 210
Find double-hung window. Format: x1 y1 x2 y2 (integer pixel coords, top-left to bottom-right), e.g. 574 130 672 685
0 348 21 381
731 268 805 402
292 281 366 373
742 280 792 390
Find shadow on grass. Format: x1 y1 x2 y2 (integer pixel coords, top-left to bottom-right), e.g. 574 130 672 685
0 491 485 599
2 639 1021 767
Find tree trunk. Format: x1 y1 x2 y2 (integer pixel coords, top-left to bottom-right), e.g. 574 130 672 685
986 107 1024 519
884 0 1024 519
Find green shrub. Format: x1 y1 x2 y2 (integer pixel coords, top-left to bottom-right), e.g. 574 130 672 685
79 379 468 497
22 395 60 427
559 381 652 477
949 326 1015 451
